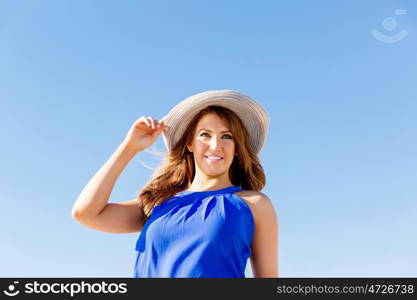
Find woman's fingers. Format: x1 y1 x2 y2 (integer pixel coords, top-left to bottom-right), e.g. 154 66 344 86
145 117 152 129
159 120 170 129
138 116 151 127
137 116 169 131
149 117 161 129
157 120 164 129
146 117 153 129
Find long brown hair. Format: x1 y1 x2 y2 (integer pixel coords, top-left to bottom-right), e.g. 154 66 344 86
137 105 266 225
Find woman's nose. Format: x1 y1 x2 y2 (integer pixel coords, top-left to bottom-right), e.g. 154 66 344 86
209 137 221 150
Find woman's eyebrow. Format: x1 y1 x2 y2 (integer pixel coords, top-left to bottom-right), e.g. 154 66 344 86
198 128 232 133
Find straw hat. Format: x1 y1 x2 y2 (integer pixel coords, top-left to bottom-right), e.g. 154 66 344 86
161 89 269 154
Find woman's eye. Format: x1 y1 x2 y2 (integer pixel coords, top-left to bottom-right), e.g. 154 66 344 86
199 132 233 139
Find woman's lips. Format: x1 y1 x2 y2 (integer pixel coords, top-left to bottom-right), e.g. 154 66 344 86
204 156 223 162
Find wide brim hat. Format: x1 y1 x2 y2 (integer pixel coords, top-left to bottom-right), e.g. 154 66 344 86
161 89 269 154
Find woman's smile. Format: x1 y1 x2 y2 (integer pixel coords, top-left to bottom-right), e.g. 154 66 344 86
204 155 224 163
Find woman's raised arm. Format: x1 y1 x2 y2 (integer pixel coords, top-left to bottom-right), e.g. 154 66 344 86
71 116 167 233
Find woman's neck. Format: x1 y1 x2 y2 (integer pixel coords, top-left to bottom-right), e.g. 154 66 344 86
186 178 233 192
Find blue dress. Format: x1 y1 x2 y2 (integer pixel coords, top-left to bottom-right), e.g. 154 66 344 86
133 185 255 278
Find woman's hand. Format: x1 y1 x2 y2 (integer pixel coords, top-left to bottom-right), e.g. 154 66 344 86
122 116 169 153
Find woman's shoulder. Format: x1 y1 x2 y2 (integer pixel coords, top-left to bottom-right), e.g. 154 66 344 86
234 189 270 205
234 189 274 219
234 189 277 228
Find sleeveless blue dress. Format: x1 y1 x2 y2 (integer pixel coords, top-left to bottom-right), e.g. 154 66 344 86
133 185 254 278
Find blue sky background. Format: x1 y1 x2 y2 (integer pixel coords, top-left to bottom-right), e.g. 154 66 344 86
1 0 416 278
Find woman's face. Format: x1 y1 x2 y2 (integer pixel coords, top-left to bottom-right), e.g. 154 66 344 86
187 113 236 178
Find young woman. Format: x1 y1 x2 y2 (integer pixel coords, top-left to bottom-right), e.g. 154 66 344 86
72 89 279 278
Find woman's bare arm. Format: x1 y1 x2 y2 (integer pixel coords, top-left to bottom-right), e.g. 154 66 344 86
71 142 144 233
71 116 168 233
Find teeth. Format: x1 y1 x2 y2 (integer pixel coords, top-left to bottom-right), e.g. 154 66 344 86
206 156 222 160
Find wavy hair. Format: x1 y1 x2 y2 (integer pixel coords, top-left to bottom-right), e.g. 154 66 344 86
137 105 266 225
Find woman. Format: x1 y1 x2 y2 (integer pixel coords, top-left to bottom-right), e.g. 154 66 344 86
72 89 279 278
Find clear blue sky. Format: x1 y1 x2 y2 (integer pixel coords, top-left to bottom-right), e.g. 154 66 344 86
1 0 416 277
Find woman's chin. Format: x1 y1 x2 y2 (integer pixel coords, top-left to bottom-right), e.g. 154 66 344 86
201 167 229 177
195 160 232 177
